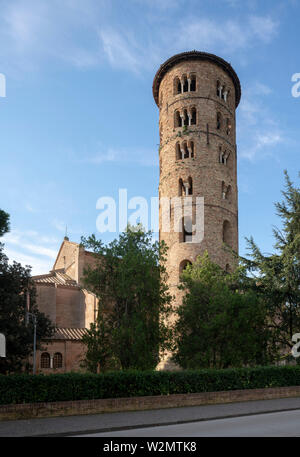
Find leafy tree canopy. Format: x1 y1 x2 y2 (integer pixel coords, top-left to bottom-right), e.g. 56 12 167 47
244 170 300 349
81 225 173 372
0 209 54 374
173 252 276 369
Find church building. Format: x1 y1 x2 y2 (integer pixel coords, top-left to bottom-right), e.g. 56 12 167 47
32 237 98 372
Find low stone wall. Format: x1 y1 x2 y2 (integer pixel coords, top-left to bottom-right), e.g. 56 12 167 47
1 386 300 421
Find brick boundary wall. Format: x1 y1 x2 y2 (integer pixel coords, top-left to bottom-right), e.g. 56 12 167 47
1 386 300 421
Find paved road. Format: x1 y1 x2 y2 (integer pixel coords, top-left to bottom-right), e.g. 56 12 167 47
78 409 300 437
2 397 300 436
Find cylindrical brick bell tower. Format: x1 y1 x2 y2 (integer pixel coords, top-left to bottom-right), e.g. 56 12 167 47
153 51 241 369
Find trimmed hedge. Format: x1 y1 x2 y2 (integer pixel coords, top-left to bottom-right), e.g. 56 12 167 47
1 365 300 405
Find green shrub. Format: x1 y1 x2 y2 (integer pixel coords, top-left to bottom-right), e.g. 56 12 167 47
0 365 300 405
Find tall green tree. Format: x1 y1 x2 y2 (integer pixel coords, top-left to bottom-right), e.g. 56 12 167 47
173 252 275 369
245 170 300 351
81 225 173 371
0 210 54 374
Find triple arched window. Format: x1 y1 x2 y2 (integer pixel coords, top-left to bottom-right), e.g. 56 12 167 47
176 141 194 160
174 74 196 95
174 108 197 128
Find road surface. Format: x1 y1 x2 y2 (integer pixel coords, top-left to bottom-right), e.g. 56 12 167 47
78 409 300 437
2 397 300 436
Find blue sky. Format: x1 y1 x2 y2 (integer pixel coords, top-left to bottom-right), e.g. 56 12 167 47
0 0 299 274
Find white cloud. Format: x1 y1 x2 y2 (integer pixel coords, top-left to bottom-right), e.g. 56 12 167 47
99 28 142 74
175 15 278 55
237 81 283 161
51 219 84 236
3 247 53 275
2 230 57 259
240 130 283 160
52 219 67 233
249 16 279 43
2 229 61 275
0 0 280 75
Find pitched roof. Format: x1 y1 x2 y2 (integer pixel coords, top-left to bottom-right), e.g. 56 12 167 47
50 327 88 341
32 271 78 287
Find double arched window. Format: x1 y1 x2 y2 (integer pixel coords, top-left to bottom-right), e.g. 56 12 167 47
222 181 232 202
217 81 229 102
40 352 63 369
179 177 193 196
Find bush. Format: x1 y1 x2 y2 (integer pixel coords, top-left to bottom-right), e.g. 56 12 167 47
0 365 300 405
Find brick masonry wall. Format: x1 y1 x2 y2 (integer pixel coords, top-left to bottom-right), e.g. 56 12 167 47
155 55 240 370
1 386 300 421
158 59 239 309
35 340 86 373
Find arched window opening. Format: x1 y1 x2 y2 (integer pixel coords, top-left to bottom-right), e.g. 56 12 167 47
219 146 225 164
226 118 232 135
190 75 196 91
217 112 222 130
179 178 184 196
190 141 194 158
225 263 231 273
188 176 193 195
176 142 182 160
222 181 231 200
183 75 188 92
223 220 232 246
175 110 181 128
53 352 63 369
183 109 189 126
217 81 223 98
226 185 232 202
41 352 50 369
183 142 189 159
190 108 196 125
183 217 193 243
179 259 192 275
225 151 230 166
174 77 181 95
